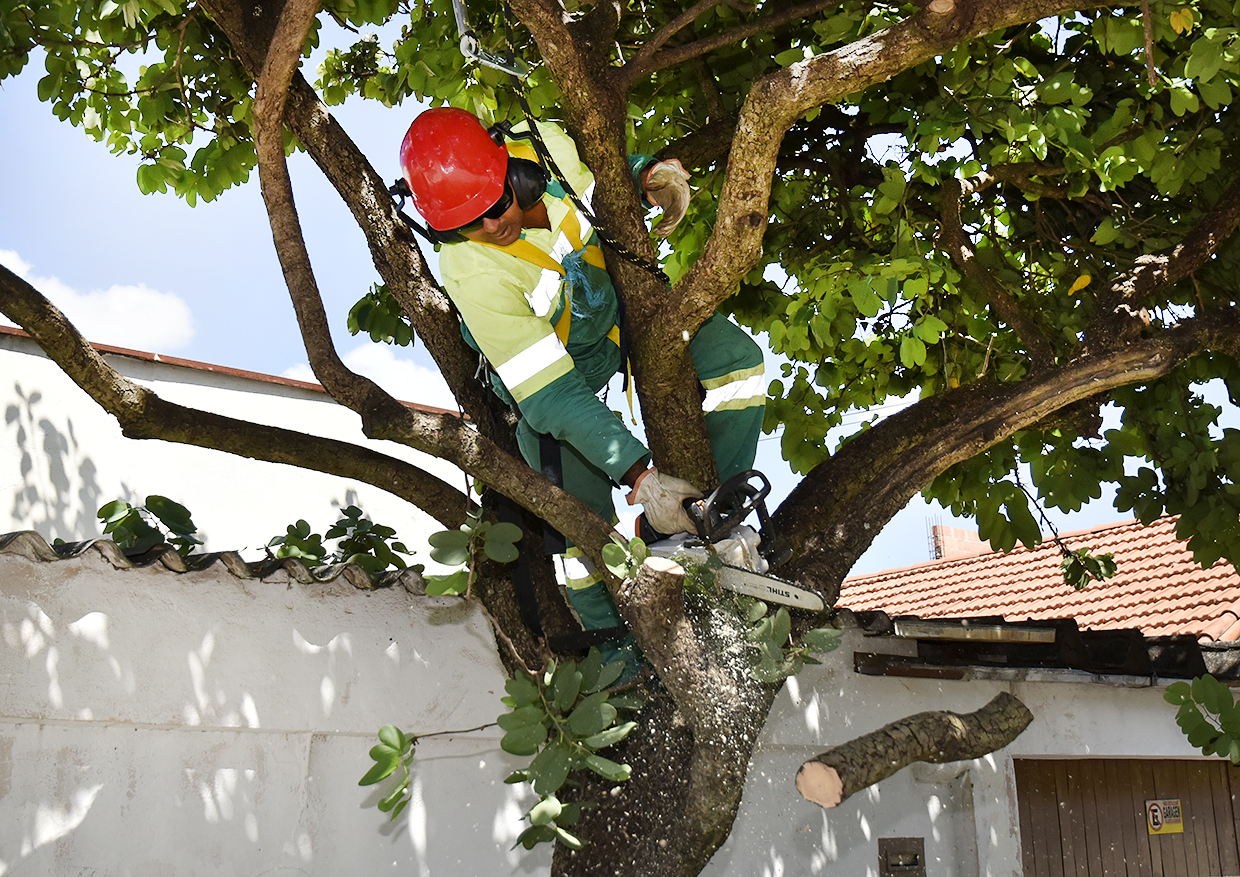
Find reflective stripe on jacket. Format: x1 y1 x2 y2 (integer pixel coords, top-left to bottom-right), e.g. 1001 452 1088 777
439 122 652 483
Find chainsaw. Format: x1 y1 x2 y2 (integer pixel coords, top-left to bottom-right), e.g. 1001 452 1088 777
647 470 826 612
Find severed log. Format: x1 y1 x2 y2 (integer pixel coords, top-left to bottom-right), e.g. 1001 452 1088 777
795 691 1033 809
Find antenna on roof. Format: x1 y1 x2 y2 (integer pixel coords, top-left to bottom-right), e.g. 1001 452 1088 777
927 515 943 561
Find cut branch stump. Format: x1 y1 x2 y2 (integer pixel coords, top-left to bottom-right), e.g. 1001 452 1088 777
795 691 1033 809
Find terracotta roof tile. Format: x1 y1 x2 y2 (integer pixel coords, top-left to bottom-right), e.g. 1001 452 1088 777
841 517 1240 640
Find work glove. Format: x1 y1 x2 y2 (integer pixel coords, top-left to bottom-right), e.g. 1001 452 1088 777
643 159 692 237
627 467 702 536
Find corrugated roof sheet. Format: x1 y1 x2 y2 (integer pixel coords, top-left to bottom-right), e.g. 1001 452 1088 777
0 530 426 593
841 516 1240 640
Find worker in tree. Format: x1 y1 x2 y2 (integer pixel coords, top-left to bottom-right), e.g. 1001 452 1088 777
399 107 766 658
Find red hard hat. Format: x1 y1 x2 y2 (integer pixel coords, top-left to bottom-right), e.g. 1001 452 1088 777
400 107 509 230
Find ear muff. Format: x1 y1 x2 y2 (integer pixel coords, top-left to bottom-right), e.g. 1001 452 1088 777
507 157 549 211
424 226 467 245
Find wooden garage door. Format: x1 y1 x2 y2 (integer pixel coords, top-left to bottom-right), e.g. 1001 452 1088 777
1015 758 1240 876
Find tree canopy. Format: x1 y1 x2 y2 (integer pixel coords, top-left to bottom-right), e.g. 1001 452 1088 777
2 0 1239 874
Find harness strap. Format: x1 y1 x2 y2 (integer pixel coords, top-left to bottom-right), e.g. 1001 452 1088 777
494 497 544 638
476 211 615 348
477 143 634 417
538 431 568 556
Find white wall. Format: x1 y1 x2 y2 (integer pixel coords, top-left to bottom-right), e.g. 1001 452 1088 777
1 330 461 565
720 636 1201 877
0 544 551 877
0 543 1206 877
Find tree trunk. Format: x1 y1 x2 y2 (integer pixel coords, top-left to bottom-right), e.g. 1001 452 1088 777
551 557 781 877
795 691 1034 809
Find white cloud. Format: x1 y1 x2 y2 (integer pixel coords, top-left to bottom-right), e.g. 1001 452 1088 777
283 343 459 412
0 249 194 351
281 362 317 384
1 249 31 278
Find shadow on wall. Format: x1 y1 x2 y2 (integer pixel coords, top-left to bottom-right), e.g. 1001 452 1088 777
0 566 541 875
6 381 104 542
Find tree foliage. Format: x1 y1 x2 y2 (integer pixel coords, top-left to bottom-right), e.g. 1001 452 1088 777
3 0 1240 873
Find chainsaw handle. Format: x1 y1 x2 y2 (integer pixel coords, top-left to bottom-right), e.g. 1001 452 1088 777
682 469 772 542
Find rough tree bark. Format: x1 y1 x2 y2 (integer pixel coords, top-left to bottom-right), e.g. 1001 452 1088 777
795 692 1035 809
554 557 783 877
3 1 1238 876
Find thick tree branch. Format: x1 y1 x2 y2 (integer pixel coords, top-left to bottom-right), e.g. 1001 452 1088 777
198 0 500 434
1087 171 1240 349
621 0 843 87
617 558 757 736
0 266 469 526
607 557 780 876
669 0 1123 338
796 692 1034 809
774 309 1240 593
503 0 722 487
571 0 622 54
250 0 411 431
620 0 721 86
938 176 1057 368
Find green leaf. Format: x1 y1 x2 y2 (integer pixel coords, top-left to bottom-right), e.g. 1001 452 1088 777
746 613 774 644
567 692 616 737
606 693 646 712
552 825 585 850
528 743 572 796
424 570 469 596
359 759 398 786
487 521 523 543
527 794 563 826
389 797 410 820
551 662 583 713
360 745 400 785
428 529 471 565
802 627 843 654
913 314 948 343
578 648 605 693
1184 37 1224 83
594 658 627 692
899 335 927 368
501 722 549 756
601 541 632 579
504 674 540 707
97 500 133 525
584 753 631 782
1169 85 1200 116
1194 675 1233 717
849 280 882 318
770 607 792 648
513 825 556 850
582 721 637 751
144 495 193 528
497 704 545 731
377 778 410 812
378 724 406 751
774 46 807 66
483 537 519 563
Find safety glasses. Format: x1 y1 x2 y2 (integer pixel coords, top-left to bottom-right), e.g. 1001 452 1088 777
452 183 514 233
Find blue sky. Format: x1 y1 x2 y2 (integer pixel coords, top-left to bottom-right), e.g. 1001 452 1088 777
0 33 1161 576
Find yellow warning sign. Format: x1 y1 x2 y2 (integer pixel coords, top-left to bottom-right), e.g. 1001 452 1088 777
1146 799 1184 835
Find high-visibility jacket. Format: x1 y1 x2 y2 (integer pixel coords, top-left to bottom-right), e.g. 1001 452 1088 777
439 122 653 484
